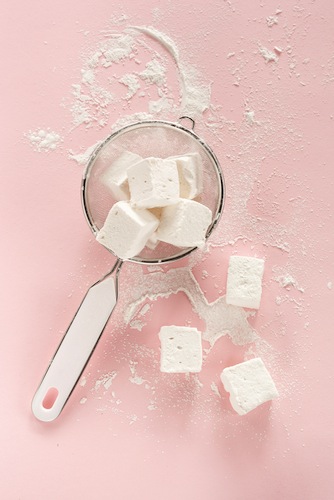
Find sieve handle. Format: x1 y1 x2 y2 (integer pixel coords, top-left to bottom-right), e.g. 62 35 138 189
32 260 122 422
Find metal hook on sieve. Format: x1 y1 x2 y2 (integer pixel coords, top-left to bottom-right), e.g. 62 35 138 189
178 116 195 130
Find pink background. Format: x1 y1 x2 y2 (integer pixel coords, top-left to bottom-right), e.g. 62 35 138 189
1 1 334 499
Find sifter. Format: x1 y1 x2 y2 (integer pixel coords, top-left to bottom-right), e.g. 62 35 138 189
32 118 225 422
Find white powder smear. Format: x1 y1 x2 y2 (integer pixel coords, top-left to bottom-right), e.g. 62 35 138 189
124 267 257 347
129 360 146 385
94 371 117 391
245 110 260 126
119 73 140 98
68 141 102 166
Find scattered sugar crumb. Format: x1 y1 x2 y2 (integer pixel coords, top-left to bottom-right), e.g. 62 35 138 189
129 375 146 385
139 59 166 86
210 382 221 398
130 319 146 331
79 376 87 387
266 16 279 27
227 52 235 58
194 375 204 389
129 361 146 385
259 46 279 63
129 414 139 425
202 270 209 279
148 402 158 411
26 128 62 152
139 303 151 316
80 397 87 405
245 110 260 126
94 371 117 391
327 282 333 290
276 273 305 293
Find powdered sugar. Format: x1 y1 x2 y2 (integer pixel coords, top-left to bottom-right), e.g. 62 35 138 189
259 45 279 63
26 15 315 429
27 128 62 152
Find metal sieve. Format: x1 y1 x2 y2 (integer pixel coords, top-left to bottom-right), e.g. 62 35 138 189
32 118 224 422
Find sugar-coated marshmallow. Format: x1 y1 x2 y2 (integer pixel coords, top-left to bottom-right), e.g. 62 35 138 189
101 151 142 201
96 201 159 259
128 157 180 208
226 256 265 309
159 326 202 373
157 199 212 248
168 153 203 199
220 357 279 415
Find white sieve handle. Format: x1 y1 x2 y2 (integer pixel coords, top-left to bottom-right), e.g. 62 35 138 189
32 261 121 422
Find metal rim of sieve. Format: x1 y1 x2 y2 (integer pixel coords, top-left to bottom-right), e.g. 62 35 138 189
81 118 225 264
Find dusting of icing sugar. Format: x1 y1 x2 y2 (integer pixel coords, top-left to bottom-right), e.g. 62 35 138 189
68 141 102 166
266 16 279 27
124 267 257 347
26 128 62 152
210 382 221 398
129 360 146 385
119 73 140 98
245 110 260 126
272 267 305 293
327 282 333 290
30 24 212 158
139 59 167 86
259 45 279 63
128 25 211 117
94 371 117 391
27 16 315 429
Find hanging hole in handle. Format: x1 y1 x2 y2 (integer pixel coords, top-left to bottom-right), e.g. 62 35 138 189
178 116 195 130
42 387 59 410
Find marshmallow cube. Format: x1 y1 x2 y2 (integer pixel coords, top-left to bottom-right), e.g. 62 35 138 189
157 199 212 248
146 231 159 250
159 326 202 373
169 152 203 199
96 201 159 259
101 151 142 201
128 157 180 208
221 358 279 415
226 256 265 309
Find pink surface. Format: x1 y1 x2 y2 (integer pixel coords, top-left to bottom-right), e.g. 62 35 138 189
1 1 334 499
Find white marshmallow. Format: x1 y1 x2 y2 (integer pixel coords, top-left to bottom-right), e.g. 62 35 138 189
159 326 202 373
146 231 159 250
169 153 203 199
96 201 159 259
157 199 212 248
128 157 180 208
220 358 279 415
145 208 162 250
226 256 265 309
101 151 142 201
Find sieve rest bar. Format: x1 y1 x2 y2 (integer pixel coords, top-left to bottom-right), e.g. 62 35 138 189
32 261 121 422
